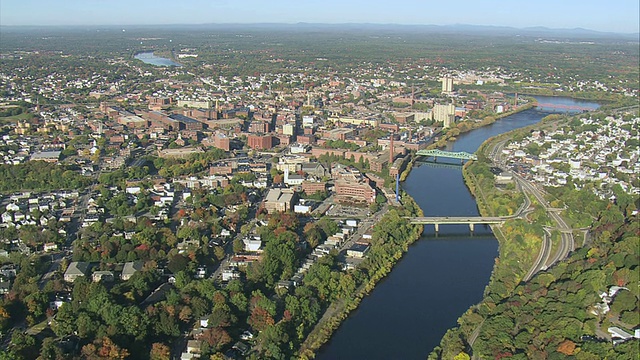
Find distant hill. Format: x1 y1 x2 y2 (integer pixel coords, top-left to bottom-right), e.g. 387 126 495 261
1 23 638 41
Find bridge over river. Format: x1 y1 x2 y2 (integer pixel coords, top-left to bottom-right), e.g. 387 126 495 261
416 149 477 162
407 216 510 232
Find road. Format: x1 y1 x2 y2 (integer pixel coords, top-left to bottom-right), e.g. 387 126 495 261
512 173 574 275
338 203 388 253
523 228 552 281
488 139 574 281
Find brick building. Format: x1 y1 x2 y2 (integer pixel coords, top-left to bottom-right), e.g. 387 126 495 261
335 177 376 204
249 121 270 133
213 132 230 151
247 134 273 150
301 181 327 195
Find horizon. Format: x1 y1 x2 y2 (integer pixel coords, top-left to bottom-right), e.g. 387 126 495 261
0 22 638 35
1 0 639 34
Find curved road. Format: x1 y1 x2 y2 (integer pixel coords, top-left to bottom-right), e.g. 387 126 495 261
487 140 574 281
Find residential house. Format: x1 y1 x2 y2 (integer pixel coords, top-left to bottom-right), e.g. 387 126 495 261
92 271 114 283
64 262 90 282
121 261 144 281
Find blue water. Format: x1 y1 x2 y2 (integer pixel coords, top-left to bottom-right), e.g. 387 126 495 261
134 52 182 67
532 95 600 112
317 98 599 360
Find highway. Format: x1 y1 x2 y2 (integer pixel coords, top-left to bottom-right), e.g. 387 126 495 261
488 139 574 281
515 174 574 267
523 228 552 281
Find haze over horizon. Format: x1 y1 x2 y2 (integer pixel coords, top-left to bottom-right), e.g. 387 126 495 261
1 0 639 34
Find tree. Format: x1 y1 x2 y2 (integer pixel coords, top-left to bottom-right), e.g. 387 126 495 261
233 238 244 253
81 337 130 359
249 307 275 332
201 327 232 353
168 254 189 273
149 343 171 360
38 337 65 360
0 305 10 331
453 353 471 360
208 304 235 328
10 332 36 358
611 290 638 314
557 340 576 356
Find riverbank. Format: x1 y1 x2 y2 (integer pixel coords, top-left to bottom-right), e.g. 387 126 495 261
424 128 540 358
298 195 424 359
427 109 588 358
430 107 639 359
399 103 535 183
430 103 535 149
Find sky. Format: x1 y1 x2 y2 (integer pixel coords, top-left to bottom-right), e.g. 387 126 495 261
1 0 639 33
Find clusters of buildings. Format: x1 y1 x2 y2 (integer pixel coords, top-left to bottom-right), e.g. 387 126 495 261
2 42 636 358
501 115 639 198
589 286 640 346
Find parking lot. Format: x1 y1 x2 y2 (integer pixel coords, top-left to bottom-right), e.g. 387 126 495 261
325 204 370 218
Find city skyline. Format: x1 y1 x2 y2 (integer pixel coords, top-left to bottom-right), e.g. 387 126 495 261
1 0 639 33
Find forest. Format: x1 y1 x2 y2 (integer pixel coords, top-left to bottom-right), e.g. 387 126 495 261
430 115 639 360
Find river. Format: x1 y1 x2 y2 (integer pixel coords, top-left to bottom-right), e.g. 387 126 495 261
317 97 600 360
134 51 182 67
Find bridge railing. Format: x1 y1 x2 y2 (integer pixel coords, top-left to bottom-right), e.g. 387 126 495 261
416 149 478 161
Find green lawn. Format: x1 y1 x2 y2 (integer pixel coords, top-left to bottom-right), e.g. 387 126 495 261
0 112 33 124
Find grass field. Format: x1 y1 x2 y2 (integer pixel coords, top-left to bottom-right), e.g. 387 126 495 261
0 112 32 124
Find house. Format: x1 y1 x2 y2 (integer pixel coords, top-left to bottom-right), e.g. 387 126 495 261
0 265 17 279
121 261 143 281
0 280 10 294
1 212 12 223
186 340 202 354
346 243 370 258
243 238 262 252
232 342 250 356
240 330 254 340
64 262 90 282
199 317 209 329
195 266 207 279
49 292 72 310
495 172 514 184
92 271 114 283
608 327 639 346
44 242 58 252
276 280 294 289
222 268 241 282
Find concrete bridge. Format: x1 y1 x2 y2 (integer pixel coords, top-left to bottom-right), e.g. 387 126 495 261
416 149 478 161
408 216 509 232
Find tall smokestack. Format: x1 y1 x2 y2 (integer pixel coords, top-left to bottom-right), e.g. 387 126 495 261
389 131 394 165
411 85 415 110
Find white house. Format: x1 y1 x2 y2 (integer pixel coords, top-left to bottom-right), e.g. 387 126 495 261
243 238 262 252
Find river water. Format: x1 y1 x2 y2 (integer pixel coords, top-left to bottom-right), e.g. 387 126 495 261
317 98 599 360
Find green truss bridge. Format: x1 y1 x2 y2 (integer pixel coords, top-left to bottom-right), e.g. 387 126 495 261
416 149 478 161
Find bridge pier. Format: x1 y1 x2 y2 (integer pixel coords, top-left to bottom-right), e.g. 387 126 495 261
469 223 474 232
434 223 439 233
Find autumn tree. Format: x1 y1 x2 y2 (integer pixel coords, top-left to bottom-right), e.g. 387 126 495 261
149 342 171 360
201 327 232 353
